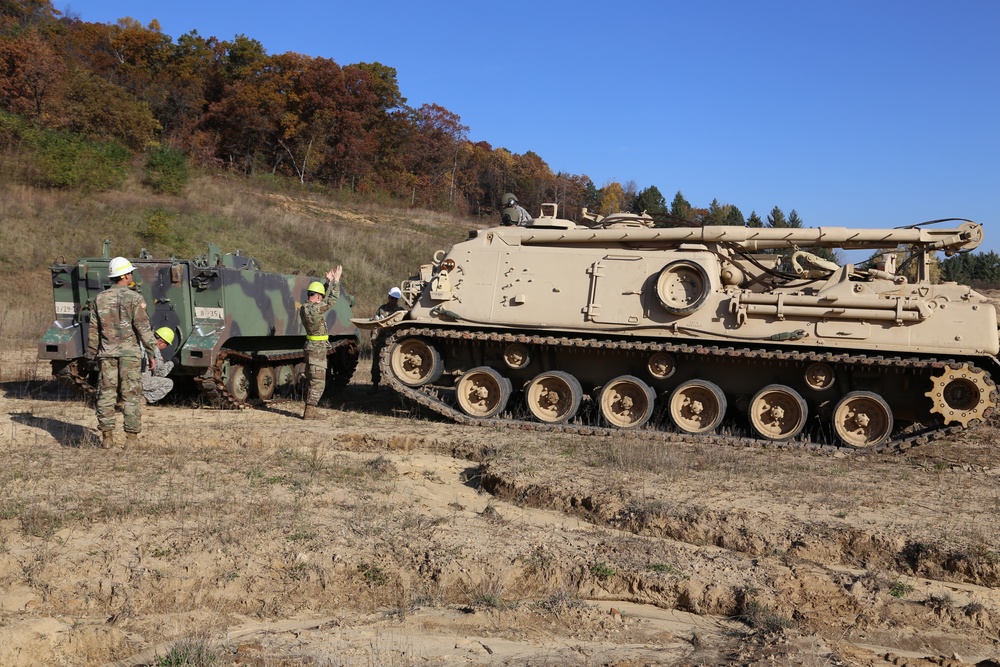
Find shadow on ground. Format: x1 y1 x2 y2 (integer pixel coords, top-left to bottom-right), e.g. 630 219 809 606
9 411 95 448
0 379 81 403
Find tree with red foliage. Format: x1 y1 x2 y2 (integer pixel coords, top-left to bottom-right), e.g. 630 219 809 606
402 103 468 208
0 30 64 118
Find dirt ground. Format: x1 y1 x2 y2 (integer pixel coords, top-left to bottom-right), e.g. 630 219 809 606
1 351 999 667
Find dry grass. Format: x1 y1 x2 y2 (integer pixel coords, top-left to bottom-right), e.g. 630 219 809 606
0 347 48 387
0 421 460 650
0 175 479 350
489 429 1000 561
1 425 395 547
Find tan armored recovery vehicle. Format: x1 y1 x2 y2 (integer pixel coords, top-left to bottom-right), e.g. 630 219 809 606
357 205 998 451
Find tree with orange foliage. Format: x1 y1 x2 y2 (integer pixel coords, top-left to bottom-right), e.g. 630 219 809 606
598 181 627 216
0 0 58 35
206 48 291 174
0 30 65 118
291 58 377 186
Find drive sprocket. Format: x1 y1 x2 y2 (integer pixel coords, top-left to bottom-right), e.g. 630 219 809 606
924 362 997 427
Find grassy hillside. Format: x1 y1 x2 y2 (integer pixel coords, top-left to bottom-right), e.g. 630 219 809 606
0 175 479 351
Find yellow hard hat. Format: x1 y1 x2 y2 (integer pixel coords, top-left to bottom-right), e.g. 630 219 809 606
307 281 326 296
155 327 175 345
108 256 135 278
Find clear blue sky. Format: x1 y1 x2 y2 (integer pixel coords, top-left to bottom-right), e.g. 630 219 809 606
63 1 1000 252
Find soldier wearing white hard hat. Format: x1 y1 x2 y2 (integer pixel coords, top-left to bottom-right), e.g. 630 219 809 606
88 257 157 448
370 286 405 392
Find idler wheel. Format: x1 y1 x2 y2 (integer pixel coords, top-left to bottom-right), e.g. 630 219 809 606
599 375 655 429
525 371 582 424
748 384 808 441
832 391 893 448
389 337 444 387
456 367 511 419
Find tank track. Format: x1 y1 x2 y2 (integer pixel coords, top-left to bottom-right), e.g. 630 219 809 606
378 326 991 456
55 360 97 399
195 339 360 409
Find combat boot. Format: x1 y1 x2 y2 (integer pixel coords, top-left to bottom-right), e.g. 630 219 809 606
302 404 325 420
124 432 139 448
100 431 115 449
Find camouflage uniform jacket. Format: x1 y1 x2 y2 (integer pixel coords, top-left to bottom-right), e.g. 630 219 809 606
142 347 175 379
370 300 405 344
88 284 157 359
142 346 175 403
501 203 533 226
300 280 340 348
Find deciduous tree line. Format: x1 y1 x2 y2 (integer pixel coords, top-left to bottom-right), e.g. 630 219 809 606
1 0 939 268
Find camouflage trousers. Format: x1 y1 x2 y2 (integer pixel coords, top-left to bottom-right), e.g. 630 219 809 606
142 373 174 404
97 356 143 433
370 337 386 386
304 342 329 407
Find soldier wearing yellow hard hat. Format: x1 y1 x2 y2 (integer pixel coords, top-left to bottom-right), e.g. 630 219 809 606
142 327 176 405
154 327 175 345
299 266 344 420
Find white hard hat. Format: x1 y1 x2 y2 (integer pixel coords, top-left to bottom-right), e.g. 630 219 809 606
388 287 402 299
107 256 135 278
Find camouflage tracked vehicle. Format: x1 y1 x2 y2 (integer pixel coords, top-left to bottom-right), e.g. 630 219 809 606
39 242 360 407
356 205 999 451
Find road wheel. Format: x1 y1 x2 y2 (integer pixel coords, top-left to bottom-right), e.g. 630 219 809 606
526 371 582 424
599 375 655 429
748 384 808 441
274 364 296 396
668 379 727 434
832 391 893 448
456 367 511 419
256 366 276 401
221 360 251 403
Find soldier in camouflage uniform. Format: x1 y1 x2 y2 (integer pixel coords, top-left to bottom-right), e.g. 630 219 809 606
500 193 533 226
142 327 176 404
299 265 343 420
369 286 405 392
87 257 158 448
